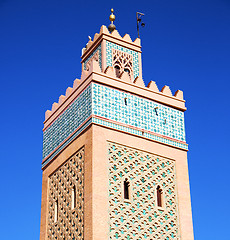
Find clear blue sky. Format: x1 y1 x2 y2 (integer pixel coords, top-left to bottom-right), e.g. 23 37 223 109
0 0 229 239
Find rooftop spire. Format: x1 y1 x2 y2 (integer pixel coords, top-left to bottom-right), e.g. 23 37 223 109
108 8 116 33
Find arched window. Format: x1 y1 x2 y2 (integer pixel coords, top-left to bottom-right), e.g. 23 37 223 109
156 186 163 207
124 68 130 75
124 179 130 200
112 49 133 80
72 186 76 210
114 65 120 78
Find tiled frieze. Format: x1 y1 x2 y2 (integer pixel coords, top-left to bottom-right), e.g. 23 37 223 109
42 85 92 160
92 117 187 150
83 44 102 70
42 83 187 167
106 41 139 79
47 147 84 240
92 83 186 145
108 142 180 239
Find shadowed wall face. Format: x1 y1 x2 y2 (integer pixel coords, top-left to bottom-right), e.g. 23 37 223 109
47 148 84 239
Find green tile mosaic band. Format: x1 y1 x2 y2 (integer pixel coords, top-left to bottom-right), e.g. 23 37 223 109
42 118 92 168
43 83 187 166
92 84 186 143
43 85 92 160
92 117 188 150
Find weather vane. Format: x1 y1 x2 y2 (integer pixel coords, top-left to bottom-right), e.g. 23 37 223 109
136 12 145 38
108 8 116 33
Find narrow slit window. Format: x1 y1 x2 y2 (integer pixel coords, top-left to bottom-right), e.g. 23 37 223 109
54 200 58 222
157 186 163 207
124 179 130 200
72 186 76 210
124 97 127 105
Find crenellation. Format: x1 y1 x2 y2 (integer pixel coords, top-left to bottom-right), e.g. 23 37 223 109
174 89 184 100
93 32 99 42
111 29 122 38
65 87 73 97
45 110 52 120
122 33 133 42
119 71 131 83
82 25 141 57
51 102 59 112
147 80 159 92
43 22 186 133
134 75 145 87
86 39 93 49
58 95 66 105
44 68 185 122
133 37 141 45
73 78 81 89
99 24 110 35
161 85 173 96
104 65 116 77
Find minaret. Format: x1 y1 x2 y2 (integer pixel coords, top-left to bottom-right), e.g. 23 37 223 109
40 10 194 240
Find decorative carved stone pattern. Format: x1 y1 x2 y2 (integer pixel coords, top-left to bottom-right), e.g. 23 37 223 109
85 50 99 71
47 148 84 240
112 49 133 79
108 143 180 240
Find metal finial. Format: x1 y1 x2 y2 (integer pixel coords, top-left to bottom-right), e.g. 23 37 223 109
108 8 116 33
136 12 145 38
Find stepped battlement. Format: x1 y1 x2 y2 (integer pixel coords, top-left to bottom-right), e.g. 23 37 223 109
45 59 185 123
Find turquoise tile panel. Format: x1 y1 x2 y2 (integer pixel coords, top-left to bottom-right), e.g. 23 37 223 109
43 85 92 160
92 83 186 145
42 118 92 168
92 118 187 150
43 82 187 166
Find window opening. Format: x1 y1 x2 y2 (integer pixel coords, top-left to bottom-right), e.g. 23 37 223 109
124 97 127 105
157 186 163 207
124 179 130 200
72 186 76 210
114 65 120 78
154 107 158 116
54 200 58 222
124 68 130 76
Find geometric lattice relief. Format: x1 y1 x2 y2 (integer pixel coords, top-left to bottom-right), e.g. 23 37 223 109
108 143 180 240
47 148 84 240
106 41 140 79
85 50 100 71
84 44 102 71
112 49 133 80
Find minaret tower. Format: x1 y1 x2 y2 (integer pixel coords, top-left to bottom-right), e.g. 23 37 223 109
40 10 194 240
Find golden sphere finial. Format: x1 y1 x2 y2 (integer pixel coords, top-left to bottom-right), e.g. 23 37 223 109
109 8 115 22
